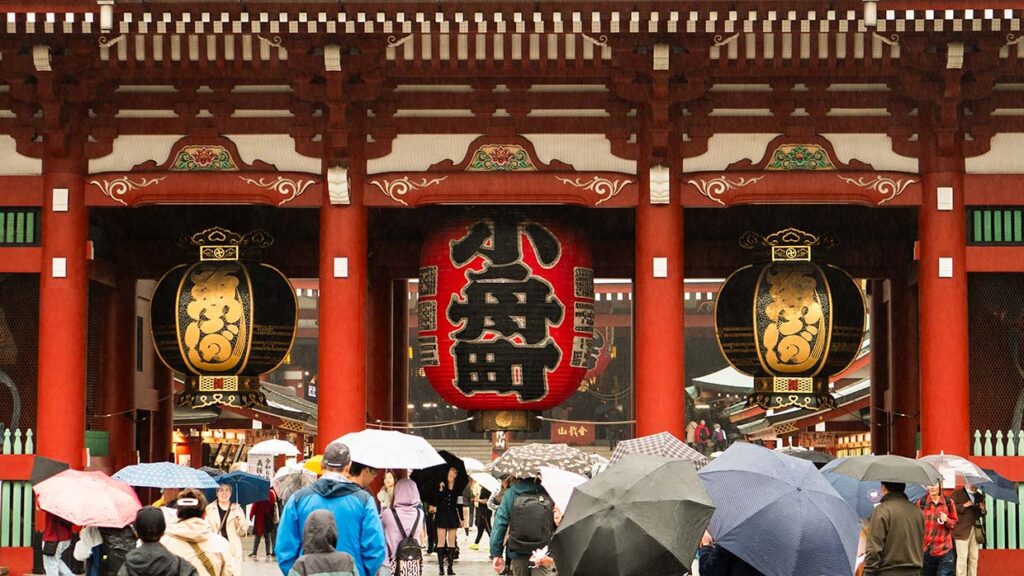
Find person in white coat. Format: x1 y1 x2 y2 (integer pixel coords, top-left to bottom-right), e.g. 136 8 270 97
205 484 249 574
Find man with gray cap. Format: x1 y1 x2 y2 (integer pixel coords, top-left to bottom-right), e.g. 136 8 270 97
275 441 386 576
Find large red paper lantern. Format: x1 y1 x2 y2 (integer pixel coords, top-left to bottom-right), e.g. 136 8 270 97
418 213 594 430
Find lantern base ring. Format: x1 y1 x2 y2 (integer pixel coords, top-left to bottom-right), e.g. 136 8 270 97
469 410 542 433
747 377 838 411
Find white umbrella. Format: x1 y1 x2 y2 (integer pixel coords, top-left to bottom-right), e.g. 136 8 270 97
463 457 488 473
471 472 500 494
249 439 300 456
920 453 992 484
540 466 588 512
336 429 446 470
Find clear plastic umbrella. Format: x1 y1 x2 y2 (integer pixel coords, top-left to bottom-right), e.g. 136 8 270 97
920 453 992 484
272 463 316 503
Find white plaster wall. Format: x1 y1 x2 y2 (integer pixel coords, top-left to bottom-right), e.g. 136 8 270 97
822 133 918 173
522 134 636 174
226 134 321 174
0 136 42 175
368 134 482 174
683 133 780 172
966 134 1024 174
88 135 183 174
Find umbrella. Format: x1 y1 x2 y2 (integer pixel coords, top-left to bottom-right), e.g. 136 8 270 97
471 472 500 494
303 455 323 475
113 462 220 489
463 457 487 473
411 450 468 505
791 450 835 469
489 443 591 479
978 468 1019 503
539 466 587 513
34 470 141 528
920 454 992 484
249 439 300 456
905 484 927 503
588 454 610 477
698 442 861 576
551 454 715 576
199 466 225 478
30 456 70 485
273 463 317 503
609 432 708 470
210 471 271 507
824 454 942 486
336 429 446 470
821 459 883 519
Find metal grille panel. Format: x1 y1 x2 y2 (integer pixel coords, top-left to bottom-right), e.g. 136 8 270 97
968 274 1024 433
0 274 39 432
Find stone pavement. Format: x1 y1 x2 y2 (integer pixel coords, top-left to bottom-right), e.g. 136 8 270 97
240 530 497 576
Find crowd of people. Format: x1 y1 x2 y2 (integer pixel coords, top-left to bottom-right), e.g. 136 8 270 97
686 419 731 456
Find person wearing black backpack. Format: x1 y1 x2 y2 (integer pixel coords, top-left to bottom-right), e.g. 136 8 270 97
381 479 425 576
489 478 555 576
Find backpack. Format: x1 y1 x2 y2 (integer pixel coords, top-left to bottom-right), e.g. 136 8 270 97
98 527 136 576
390 507 422 576
507 492 555 553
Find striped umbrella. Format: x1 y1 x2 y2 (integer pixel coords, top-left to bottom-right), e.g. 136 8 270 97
610 432 708 470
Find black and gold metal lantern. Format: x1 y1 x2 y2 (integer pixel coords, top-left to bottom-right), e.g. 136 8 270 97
715 228 866 410
151 227 297 408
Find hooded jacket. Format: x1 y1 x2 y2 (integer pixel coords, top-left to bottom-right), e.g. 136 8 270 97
275 477 386 576
288 510 357 576
117 542 198 576
161 517 236 576
380 479 423 565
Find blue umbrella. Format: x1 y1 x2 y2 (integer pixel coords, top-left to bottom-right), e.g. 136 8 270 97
979 468 1019 503
205 471 271 507
113 462 220 489
904 483 927 503
698 442 861 576
821 458 884 519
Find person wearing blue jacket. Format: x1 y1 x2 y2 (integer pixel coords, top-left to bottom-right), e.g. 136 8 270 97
275 442 386 576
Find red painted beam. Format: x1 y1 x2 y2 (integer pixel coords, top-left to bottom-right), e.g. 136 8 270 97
966 247 1024 273
0 454 35 481
0 176 42 205
0 547 34 576
968 456 1024 483
0 247 41 273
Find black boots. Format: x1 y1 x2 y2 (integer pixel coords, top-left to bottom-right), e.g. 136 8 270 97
436 548 445 575
445 547 456 575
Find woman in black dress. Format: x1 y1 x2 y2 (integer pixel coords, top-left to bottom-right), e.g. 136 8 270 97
433 466 463 575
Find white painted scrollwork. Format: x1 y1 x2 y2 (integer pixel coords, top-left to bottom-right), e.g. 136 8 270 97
685 175 764 206
238 176 315 205
88 176 167 205
368 176 448 206
555 176 633 205
836 175 916 205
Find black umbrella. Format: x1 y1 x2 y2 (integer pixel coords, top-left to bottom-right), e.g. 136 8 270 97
790 450 835 469
199 466 225 478
410 450 468 506
551 454 715 576
30 456 70 485
979 468 1019 503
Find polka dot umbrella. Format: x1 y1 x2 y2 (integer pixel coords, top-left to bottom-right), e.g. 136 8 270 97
489 443 591 480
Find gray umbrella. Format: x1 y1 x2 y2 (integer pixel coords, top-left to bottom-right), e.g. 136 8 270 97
825 454 942 485
550 454 715 576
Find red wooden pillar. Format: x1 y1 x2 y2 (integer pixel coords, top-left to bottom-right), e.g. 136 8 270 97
918 126 969 456
391 280 410 425
868 280 891 455
318 158 368 451
37 153 88 469
102 279 136 470
891 270 920 457
366 263 392 426
635 156 685 438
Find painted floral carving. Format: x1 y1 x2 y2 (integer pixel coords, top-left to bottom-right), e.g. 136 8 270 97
88 176 168 206
466 144 536 172
172 145 239 171
686 176 765 206
238 176 314 205
767 144 836 171
555 176 633 205
836 175 917 205
369 176 449 205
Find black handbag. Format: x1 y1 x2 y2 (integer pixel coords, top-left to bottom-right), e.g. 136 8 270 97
41 540 58 556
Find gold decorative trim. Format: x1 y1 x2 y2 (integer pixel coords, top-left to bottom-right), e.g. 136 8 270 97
685 175 764 206
238 176 315 205
368 176 448 206
555 176 633 205
88 176 167 206
836 175 916 205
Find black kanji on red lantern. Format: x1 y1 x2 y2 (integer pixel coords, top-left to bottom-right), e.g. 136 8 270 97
447 218 565 401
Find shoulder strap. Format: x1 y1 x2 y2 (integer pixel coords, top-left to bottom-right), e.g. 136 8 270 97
410 509 421 535
184 541 220 576
391 507 408 540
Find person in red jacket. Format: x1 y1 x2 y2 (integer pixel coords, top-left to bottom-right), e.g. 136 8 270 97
42 511 74 576
249 488 279 560
693 420 712 455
